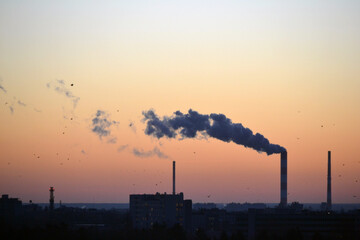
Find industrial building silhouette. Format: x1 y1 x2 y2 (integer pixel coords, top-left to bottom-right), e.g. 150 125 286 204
1 151 360 240
129 162 192 232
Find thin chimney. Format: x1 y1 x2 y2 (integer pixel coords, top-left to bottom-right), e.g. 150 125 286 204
49 187 55 210
280 152 287 207
173 161 176 195
327 151 332 211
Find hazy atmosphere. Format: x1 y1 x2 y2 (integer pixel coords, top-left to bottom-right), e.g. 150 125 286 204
1 0 360 204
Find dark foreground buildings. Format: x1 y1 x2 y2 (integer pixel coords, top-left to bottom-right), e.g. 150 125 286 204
0 194 22 218
130 192 192 232
1 193 360 240
2 153 360 239
192 207 360 240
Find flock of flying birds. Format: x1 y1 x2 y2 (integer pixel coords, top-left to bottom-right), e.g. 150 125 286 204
2 82 360 201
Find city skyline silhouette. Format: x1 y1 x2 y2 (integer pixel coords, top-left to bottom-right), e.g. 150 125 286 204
1 0 359 205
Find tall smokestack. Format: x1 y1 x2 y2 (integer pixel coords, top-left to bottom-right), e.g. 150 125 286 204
49 187 55 210
280 152 287 207
327 151 332 211
173 161 176 195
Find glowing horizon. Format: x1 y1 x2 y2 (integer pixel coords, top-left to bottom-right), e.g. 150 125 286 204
0 0 359 204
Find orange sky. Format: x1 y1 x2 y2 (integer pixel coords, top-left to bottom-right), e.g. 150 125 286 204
0 0 360 204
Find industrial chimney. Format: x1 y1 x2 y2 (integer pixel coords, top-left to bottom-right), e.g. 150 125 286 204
327 151 332 211
280 152 287 207
49 187 55 210
173 161 176 195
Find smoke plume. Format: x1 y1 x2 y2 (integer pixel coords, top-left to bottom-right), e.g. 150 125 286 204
9 106 14 114
0 84 6 93
0 78 6 93
46 79 80 108
91 110 119 142
17 100 26 107
107 137 117 144
133 147 169 159
117 144 129 152
143 109 285 155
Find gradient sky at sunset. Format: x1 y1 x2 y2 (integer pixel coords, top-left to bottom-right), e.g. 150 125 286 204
1 0 360 204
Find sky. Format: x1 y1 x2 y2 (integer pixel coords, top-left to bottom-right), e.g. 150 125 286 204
0 0 360 204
